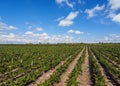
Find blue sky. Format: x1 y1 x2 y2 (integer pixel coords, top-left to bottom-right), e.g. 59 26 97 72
0 0 120 43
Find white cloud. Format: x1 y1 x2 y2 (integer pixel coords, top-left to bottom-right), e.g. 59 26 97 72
8 33 15 38
103 34 120 42
85 4 105 18
58 11 79 26
59 20 73 26
36 27 43 31
56 0 74 8
68 29 74 33
1 32 119 43
0 21 17 30
25 31 47 37
112 13 120 23
68 29 84 34
0 32 49 44
109 0 120 11
0 33 15 39
106 0 120 23
75 30 84 34
0 31 83 44
66 11 79 20
9 26 17 30
25 31 33 35
47 35 74 43
56 16 64 21
107 12 120 23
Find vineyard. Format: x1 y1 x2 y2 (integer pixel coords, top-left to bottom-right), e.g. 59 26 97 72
0 44 120 86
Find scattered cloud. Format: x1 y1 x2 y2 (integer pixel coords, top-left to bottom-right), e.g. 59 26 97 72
103 34 120 42
56 0 74 8
27 24 44 31
85 4 105 18
68 29 74 33
75 30 84 34
56 16 64 21
48 35 74 43
112 13 120 23
1 32 119 44
25 31 33 35
0 33 15 39
25 31 47 37
107 12 120 23
36 27 43 31
0 21 17 30
58 11 79 26
108 0 120 11
0 32 82 44
68 29 84 34
106 0 120 23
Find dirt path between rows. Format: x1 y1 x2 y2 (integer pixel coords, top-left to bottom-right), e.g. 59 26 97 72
53 48 85 86
0 68 19 77
102 54 120 70
77 48 92 86
91 51 114 86
28 55 72 86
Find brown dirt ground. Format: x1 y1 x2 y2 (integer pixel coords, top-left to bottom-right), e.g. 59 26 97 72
28 55 72 86
77 48 92 86
91 51 114 86
53 48 85 86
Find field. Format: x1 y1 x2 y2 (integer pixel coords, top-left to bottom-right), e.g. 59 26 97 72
0 44 120 86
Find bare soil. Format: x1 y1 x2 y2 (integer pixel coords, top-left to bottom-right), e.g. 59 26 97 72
28 55 72 86
77 48 92 86
91 51 114 86
53 48 85 86
102 54 120 70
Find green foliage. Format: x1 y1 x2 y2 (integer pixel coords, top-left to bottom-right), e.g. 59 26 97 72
67 48 86 86
88 48 106 86
0 44 83 85
91 46 120 84
39 47 83 86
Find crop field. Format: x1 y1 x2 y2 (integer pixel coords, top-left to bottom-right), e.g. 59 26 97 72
0 44 120 86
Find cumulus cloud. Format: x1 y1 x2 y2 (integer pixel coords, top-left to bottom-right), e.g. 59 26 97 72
109 0 120 11
85 4 105 18
106 0 120 23
58 11 79 26
36 27 43 31
107 12 120 23
68 29 84 34
0 31 82 44
56 16 64 21
25 31 33 35
56 0 74 8
68 29 74 33
0 32 49 44
0 21 17 30
25 31 47 37
0 33 15 39
104 34 120 42
112 13 120 23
